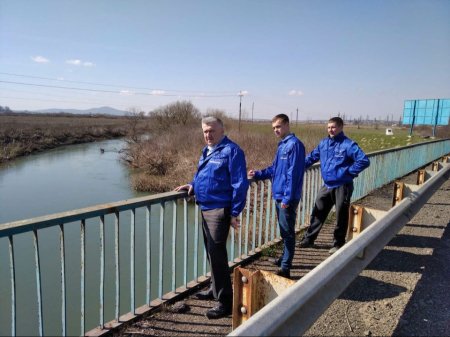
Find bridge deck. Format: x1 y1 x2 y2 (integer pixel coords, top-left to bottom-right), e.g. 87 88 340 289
110 171 449 337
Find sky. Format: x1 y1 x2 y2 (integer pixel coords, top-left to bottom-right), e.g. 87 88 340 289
1 0 449 121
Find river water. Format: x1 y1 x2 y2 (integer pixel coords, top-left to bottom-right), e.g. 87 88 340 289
0 139 141 224
0 139 203 336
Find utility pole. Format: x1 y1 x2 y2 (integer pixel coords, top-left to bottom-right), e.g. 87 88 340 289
238 91 243 132
296 107 299 126
252 102 254 123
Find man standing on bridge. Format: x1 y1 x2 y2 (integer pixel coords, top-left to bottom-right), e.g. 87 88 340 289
175 116 249 319
297 117 370 254
248 114 305 279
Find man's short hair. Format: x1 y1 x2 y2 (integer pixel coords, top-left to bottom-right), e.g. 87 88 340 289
202 116 224 127
272 114 289 124
329 117 344 127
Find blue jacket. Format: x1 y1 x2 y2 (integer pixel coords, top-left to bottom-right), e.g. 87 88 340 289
191 136 249 217
254 134 305 205
306 132 370 188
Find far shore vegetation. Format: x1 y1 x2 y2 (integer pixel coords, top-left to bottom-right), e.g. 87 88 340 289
0 111 142 162
1 102 448 193
120 101 449 192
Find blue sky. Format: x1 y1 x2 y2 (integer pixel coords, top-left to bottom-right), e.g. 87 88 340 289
1 0 449 121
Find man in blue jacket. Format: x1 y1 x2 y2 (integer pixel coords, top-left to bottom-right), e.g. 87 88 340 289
175 116 248 319
297 117 370 254
248 114 305 279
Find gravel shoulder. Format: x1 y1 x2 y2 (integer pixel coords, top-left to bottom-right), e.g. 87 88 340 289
115 169 450 337
305 175 450 337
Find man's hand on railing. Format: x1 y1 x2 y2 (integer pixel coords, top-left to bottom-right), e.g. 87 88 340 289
230 216 241 229
174 184 194 196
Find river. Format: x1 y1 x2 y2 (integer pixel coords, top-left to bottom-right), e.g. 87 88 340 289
0 139 142 224
0 139 202 336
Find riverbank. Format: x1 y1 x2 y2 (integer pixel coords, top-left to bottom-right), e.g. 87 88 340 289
0 113 136 163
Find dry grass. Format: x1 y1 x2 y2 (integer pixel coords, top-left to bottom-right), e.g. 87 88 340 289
0 113 140 162
125 120 326 192
125 120 445 192
3 112 445 192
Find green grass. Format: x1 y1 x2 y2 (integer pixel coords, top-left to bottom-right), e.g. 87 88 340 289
241 121 435 154
345 126 430 153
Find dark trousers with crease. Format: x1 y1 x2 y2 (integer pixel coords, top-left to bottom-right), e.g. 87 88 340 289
201 207 232 307
303 182 354 247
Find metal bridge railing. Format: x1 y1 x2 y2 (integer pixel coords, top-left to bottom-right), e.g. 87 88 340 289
230 154 450 336
0 139 449 336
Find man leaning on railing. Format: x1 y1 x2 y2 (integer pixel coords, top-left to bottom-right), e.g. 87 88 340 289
297 116 370 254
174 116 249 319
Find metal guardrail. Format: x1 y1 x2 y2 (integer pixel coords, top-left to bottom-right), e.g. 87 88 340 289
0 139 449 336
229 159 450 336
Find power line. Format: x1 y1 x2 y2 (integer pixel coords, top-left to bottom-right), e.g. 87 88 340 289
0 95 139 110
0 80 239 98
0 72 239 95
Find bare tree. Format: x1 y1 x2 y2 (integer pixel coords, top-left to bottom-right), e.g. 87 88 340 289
126 107 146 143
150 101 201 129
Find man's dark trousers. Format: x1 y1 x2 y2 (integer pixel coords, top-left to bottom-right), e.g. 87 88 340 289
303 182 354 247
201 207 232 307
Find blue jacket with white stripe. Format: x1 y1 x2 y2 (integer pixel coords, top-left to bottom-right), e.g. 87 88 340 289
305 132 370 188
253 133 305 205
191 136 249 217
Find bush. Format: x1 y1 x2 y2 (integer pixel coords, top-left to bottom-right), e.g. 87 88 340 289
150 101 201 129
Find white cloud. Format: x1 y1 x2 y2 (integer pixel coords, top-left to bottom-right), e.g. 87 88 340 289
288 90 304 96
66 59 82 65
239 90 249 96
66 59 95 67
31 55 50 63
120 90 134 96
151 90 166 96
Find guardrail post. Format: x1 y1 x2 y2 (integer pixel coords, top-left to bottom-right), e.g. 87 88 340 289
417 169 426 185
432 161 439 171
392 181 404 206
346 205 363 241
232 267 294 330
346 205 388 259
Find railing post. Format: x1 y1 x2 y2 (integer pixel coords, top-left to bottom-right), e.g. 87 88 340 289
32 229 43 336
59 224 67 336
8 236 16 337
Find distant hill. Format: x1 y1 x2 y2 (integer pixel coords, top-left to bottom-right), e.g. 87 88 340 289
34 106 128 116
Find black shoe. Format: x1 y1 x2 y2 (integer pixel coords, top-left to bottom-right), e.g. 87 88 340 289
205 303 232 319
276 268 291 279
296 239 314 248
195 288 214 300
268 257 281 266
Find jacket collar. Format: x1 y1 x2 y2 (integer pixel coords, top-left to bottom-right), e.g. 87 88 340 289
279 133 294 145
328 131 345 143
